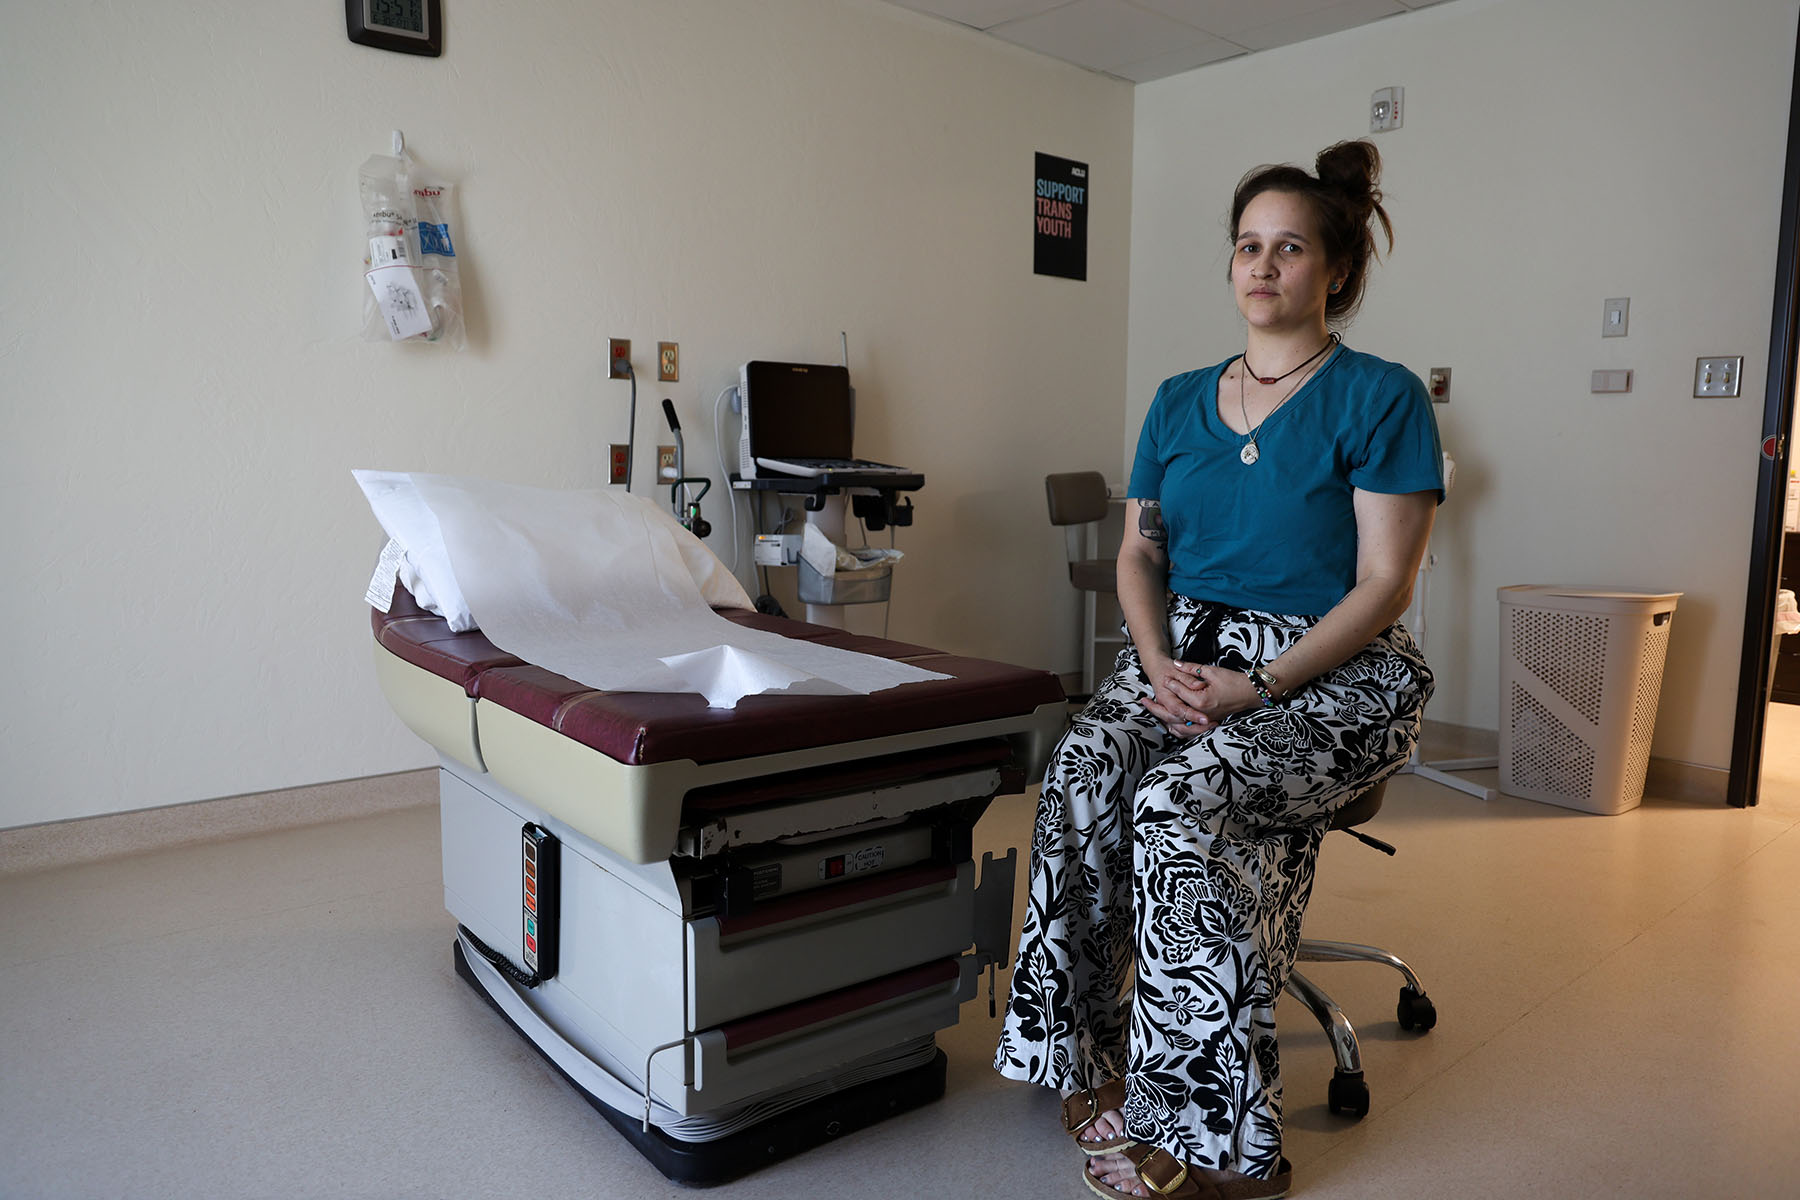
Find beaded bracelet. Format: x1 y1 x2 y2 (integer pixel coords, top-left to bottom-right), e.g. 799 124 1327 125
1246 665 1281 707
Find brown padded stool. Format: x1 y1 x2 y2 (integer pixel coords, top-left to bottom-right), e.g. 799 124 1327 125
1285 777 1438 1119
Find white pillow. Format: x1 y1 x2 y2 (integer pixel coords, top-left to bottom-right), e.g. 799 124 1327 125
352 469 477 631
356 470 751 628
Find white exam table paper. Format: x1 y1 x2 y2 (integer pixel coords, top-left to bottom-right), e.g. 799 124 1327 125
396 473 947 708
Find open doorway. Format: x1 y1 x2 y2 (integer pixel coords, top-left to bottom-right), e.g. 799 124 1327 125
1727 19 1800 809
1758 445 1800 802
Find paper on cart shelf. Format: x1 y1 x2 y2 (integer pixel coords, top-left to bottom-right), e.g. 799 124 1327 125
800 523 904 576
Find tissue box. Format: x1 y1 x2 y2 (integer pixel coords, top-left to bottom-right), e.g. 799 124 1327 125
797 561 892 606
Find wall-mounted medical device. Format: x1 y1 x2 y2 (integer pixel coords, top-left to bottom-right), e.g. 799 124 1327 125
662 399 712 538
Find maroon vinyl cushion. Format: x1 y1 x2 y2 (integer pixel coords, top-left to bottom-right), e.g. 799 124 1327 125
372 585 1063 766
371 584 524 694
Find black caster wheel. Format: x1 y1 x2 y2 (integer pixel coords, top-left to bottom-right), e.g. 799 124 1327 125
1327 1070 1369 1119
1397 985 1437 1032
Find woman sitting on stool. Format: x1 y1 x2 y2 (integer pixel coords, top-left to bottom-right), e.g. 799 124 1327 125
994 140 1443 1200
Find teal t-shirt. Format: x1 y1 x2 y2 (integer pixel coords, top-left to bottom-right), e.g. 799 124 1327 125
1128 346 1443 616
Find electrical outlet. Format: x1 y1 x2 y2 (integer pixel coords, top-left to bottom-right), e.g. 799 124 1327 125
609 444 628 485
1694 356 1743 397
1427 367 1451 403
608 338 631 380
657 445 677 480
658 341 679 382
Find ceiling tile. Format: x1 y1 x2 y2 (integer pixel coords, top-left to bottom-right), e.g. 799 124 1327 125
887 0 1069 29
1230 0 1407 52
1132 0 1359 40
878 0 1462 82
1111 37 1248 83
988 0 1213 71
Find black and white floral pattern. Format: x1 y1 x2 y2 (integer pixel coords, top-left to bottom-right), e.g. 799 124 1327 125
994 595 1432 1180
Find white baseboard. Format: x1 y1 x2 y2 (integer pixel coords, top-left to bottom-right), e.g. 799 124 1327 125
1644 757 1729 804
0 769 436 876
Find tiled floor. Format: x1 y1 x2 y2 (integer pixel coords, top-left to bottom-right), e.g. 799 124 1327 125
5 714 1800 1199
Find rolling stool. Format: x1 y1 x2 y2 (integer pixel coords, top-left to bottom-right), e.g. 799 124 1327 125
1285 778 1437 1118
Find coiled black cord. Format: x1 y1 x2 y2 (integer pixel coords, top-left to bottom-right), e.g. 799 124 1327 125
458 924 544 989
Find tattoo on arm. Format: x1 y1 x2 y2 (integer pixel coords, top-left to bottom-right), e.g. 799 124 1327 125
1137 501 1167 547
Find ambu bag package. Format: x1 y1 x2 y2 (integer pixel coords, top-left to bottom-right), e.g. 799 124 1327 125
359 151 465 348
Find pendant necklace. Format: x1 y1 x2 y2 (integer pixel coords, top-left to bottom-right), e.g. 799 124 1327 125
1237 334 1338 466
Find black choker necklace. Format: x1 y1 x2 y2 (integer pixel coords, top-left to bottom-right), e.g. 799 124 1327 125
1241 333 1338 386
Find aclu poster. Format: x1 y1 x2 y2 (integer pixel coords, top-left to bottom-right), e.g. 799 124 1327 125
1034 153 1088 281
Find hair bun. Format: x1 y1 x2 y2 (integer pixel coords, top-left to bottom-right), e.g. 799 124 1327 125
1315 140 1381 196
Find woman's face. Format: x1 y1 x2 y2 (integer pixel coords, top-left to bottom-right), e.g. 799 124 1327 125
1231 190 1340 334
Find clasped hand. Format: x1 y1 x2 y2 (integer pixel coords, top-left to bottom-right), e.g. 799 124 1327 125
1139 659 1259 737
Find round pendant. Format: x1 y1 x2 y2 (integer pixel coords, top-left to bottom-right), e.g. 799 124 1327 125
1240 441 1260 465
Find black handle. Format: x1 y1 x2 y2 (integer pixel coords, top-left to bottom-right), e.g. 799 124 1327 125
662 398 681 432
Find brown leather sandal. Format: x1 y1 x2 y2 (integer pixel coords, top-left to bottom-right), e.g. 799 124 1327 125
1081 1145 1293 1200
1060 1079 1136 1154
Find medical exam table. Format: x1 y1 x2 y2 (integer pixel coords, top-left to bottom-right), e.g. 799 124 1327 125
371 583 1064 1184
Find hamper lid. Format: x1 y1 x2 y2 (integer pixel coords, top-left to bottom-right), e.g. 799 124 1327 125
1497 585 1682 614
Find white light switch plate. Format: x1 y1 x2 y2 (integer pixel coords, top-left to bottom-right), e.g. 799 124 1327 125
1602 297 1629 338
1694 356 1743 397
1590 369 1632 394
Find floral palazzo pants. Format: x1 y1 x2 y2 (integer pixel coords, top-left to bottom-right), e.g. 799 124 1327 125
993 594 1433 1179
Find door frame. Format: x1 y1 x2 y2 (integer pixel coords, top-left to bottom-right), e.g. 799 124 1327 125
1727 19 1800 809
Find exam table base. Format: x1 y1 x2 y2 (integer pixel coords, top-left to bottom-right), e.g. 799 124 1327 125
453 938 947 1187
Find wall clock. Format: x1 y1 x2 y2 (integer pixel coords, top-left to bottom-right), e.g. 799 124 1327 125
346 0 442 57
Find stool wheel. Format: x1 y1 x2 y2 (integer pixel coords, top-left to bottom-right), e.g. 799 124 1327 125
1397 985 1437 1032
1327 1070 1369 1119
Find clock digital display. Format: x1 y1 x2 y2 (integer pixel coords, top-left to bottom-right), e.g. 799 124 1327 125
347 0 441 56
368 0 425 37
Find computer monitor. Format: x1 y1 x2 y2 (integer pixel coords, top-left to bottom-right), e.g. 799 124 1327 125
737 361 853 476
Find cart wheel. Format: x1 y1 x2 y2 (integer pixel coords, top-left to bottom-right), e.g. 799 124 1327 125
1327 1070 1369 1119
1397 985 1437 1032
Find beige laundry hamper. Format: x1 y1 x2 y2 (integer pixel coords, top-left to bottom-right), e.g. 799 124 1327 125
1497 586 1681 815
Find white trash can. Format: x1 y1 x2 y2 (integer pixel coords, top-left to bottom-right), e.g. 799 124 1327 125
1497 586 1681 815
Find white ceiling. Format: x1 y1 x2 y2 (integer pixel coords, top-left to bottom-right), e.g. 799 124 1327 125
884 0 1453 83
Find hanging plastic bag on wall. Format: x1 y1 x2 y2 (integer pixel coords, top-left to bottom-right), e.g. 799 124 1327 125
359 144 465 348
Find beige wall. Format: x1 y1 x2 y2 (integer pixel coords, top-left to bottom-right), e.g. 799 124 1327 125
1126 0 1798 770
11 0 1795 829
0 0 1134 827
